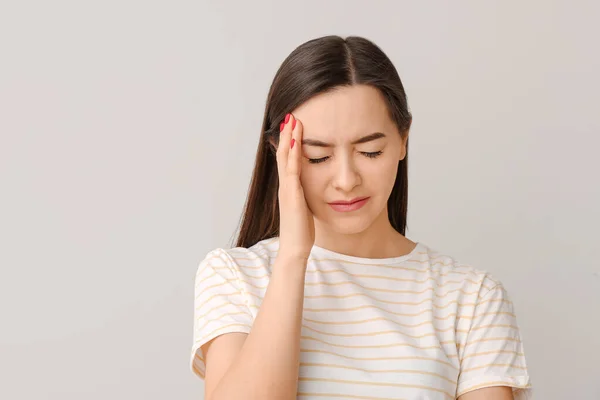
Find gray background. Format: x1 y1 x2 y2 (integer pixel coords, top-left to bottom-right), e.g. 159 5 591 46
1 1 598 399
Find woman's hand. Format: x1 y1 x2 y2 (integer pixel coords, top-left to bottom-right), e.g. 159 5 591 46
275 113 315 262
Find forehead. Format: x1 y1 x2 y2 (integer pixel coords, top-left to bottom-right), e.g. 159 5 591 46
292 84 394 142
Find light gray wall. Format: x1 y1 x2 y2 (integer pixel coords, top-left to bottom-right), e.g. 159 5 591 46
1 1 598 399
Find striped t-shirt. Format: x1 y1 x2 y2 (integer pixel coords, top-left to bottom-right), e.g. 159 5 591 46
190 237 532 399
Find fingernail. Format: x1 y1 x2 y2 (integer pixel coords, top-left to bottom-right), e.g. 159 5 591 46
280 122 284 132
290 138 295 149
292 119 297 129
285 113 291 124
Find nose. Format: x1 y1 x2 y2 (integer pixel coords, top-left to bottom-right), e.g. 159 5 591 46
331 154 361 192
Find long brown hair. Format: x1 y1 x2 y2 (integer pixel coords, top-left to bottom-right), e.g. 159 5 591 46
231 35 412 249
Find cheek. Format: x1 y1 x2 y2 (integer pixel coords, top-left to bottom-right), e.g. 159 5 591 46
299 169 322 200
362 159 399 195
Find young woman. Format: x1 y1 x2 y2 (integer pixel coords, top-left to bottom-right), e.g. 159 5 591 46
190 35 532 400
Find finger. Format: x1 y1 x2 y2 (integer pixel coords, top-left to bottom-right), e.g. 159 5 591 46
276 113 293 174
287 116 302 177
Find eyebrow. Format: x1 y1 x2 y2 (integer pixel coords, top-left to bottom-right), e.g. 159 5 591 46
301 132 387 148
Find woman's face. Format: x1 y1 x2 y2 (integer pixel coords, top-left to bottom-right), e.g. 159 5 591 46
291 84 408 235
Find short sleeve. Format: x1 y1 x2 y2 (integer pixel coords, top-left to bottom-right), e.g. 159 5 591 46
456 283 533 399
189 249 253 380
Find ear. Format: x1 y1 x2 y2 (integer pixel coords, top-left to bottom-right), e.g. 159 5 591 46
397 118 411 161
398 131 409 161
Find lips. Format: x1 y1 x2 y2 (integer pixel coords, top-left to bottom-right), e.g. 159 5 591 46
328 196 369 205
328 197 370 212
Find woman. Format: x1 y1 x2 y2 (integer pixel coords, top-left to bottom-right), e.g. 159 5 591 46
190 35 532 400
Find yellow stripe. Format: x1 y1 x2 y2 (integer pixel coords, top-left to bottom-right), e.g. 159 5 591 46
298 377 454 399
312 272 489 289
302 294 510 309
303 315 451 329
312 257 464 269
460 363 528 373
468 324 518 332
195 288 262 305
302 315 508 331
195 269 218 283
195 302 257 319
302 324 509 339
300 335 453 350
461 349 525 361
195 311 250 331
462 336 520 348
195 278 236 294
299 362 457 384
304 304 466 318
195 276 264 291
300 348 458 367
305 282 480 296
304 304 512 321
302 324 439 340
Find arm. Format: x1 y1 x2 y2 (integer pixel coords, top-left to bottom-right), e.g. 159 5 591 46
458 386 514 400
204 254 307 400
455 281 532 399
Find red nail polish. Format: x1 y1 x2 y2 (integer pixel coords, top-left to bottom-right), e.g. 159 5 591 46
292 120 297 129
285 113 291 124
280 122 284 132
290 138 295 149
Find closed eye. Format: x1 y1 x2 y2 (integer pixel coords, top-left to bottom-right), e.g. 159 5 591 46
307 151 383 164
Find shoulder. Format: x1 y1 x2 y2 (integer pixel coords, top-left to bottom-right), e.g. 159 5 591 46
418 243 506 297
195 237 280 280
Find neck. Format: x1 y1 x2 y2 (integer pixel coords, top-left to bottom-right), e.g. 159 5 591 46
313 207 416 259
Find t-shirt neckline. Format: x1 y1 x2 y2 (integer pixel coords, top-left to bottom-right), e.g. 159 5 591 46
310 241 425 265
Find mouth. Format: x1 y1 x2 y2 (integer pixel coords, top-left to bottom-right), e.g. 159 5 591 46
328 196 369 205
328 197 370 212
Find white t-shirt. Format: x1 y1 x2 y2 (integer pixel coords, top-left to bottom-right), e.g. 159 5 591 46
190 237 532 399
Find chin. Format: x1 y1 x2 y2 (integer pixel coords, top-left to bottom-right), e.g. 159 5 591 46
320 214 375 235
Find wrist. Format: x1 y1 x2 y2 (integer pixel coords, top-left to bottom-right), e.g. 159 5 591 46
275 252 309 267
